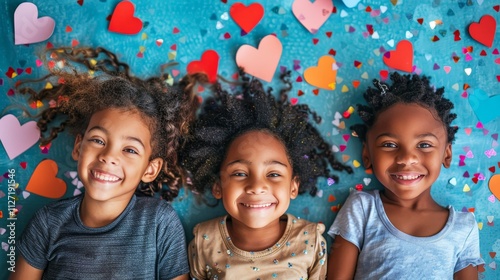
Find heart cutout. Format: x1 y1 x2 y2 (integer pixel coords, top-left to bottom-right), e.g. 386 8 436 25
14 2 55 45
383 40 414 72
187 50 220 83
109 1 143 35
0 114 39 159
229 2 264 33
236 35 282 82
468 15 496 48
292 0 333 34
488 174 500 200
468 88 500 123
26 159 67 199
304 56 337 90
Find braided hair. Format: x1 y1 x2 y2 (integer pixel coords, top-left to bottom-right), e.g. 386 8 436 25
17 47 200 201
180 70 353 200
352 72 457 143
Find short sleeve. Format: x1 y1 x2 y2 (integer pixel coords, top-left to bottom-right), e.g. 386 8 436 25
454 213 485 272
17 207 51 270
307 223 328 279
188 224 206 280
327 190 367 250
156 205 190 279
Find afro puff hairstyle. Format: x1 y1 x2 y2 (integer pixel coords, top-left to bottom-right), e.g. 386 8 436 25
180 71 353 199
351 72 458 143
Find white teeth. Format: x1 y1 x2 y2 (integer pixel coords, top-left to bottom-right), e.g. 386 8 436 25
92 171 120 182
395 175 420 180
242 203 272 208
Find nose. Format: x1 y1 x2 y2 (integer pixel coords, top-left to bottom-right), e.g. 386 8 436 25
245 176 268 194
396 147 418 166
99 146 119 165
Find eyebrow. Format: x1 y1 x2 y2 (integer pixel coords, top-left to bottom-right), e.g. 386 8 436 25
87 126 146 149
375 132 439 140
225 159 288 168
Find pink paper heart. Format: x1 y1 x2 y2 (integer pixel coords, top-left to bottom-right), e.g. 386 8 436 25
14 2 55 45
235 35 282 82
0 114 40 159
292 0 333 34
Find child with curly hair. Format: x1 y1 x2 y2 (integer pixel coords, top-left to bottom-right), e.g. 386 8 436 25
10 47 200 280
327 72 484 280
181 72 353 279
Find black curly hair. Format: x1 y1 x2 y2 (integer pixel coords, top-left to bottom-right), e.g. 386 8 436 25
17 46 201 201
180 70 353 200
351 72 458 143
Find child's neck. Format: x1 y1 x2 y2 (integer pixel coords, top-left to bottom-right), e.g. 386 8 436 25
226 215 287 252
79 194 133 228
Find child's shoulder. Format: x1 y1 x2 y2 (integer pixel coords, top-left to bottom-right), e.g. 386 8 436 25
285 213 326 237
449 207 479 229
192 215 226 235
37 195 82 216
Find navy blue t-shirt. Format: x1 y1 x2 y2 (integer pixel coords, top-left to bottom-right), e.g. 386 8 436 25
17 194 189 279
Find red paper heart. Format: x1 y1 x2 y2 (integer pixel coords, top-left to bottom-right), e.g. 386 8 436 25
25 159 66 199
383 40 413 72
229 2 264 33
468 15 496 48
109 1 143 35
187 50 220 83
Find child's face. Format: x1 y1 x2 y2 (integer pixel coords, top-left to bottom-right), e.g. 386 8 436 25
72 108 162 204
362 103 452 201
214 130 299 229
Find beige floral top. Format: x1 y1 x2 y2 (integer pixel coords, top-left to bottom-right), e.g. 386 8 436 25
188 213 327 280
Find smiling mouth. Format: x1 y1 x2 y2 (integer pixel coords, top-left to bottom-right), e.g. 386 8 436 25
241 203 274 208
393 174 422 180
91 170 121 182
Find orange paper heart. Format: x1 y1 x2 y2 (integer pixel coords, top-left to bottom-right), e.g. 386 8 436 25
489 174 500 200
468 15 496 48
304 56 337 90
383 40 414 72
26 159 67 199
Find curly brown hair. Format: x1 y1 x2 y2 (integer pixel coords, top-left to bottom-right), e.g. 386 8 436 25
351 72 458 143
180 70 353 200
17 47 201 201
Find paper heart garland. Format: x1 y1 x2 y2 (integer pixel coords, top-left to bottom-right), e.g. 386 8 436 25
468 88 500 123
187 50 220 83
109 1 143 35
383 40 414 72
304 56 337 90
25 159 67 199
292 0 333 34
0 114 39 159
468 15 496 48
14 2 55 45
488 174 500 200
229 2 264 33
235 35 282 82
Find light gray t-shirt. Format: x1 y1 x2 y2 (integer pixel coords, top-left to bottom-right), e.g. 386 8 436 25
328 189 484 279
18 194 189 279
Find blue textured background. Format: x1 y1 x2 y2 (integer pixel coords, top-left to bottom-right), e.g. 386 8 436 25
1 0 499 278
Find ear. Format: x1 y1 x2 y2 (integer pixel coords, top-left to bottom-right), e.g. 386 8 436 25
141 158 163 183
212 181 222 199
362 143 372 169
290 177 299 199
72 134 83 161
442 143 452 168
